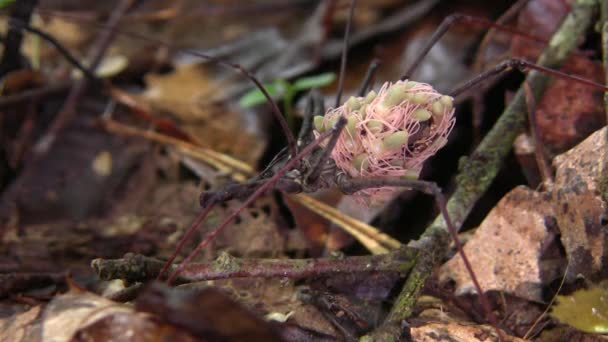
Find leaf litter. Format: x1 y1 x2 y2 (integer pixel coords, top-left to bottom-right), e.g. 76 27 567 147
1 0 608 340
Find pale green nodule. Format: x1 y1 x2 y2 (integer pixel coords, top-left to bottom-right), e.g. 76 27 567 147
412 108 432 122
346 96 361 111
440 95 453 111
364 90 377 104
411 93 428 105
403 81 417 89
313 115 325 132
383 83 409 108
346 116 359 136
359 104 368 116
353 153 370 172
325 117 339 131
366 120 384 134
431 101 444 116
383 131 409 151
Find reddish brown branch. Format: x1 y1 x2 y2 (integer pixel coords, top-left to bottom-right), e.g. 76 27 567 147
92 248 417 284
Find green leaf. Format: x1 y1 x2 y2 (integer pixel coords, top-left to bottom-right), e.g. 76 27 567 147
239 80 289 108
0 0 15 8
293 72 336 91
551 285 608 333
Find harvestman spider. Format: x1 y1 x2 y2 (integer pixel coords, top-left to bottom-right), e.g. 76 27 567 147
7 1 608 336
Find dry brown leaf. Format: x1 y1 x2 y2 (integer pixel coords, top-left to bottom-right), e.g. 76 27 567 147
411 308 524 342
552 126 608 280
5 288 194 342
140 64 266 165
0 305 42 342
439 186 556 301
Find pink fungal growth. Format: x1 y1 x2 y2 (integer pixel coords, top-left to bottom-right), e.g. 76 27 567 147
313 80 456 206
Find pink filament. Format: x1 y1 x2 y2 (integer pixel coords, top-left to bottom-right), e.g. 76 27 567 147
317 80 455 206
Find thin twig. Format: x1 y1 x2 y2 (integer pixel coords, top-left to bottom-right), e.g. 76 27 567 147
334 0 356 108
367 0 598 339
93 248 417 284
523 81 553 186
33 0 135 155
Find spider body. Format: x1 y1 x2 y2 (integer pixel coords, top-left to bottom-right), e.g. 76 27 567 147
199 80 455 209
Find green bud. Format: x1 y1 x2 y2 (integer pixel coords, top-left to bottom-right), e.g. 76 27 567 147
431 100 444 116
412 109 431 122
411 93 428 105
346 116 359 136
346 96 361 111
353 153 369 172
325 117 339 131
363 90 377 104
383 83 409 108
366 120 384 134
403 81 417 89
382 131 409 151
440 95 453 111
359 104 369 116
313 115 325 132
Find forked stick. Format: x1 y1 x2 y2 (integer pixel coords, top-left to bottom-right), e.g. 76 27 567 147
165 117 348 284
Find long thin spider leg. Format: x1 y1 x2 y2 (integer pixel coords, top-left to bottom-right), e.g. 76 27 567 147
449 58 608 98
523 81 553 186
400 13 551 80
337 176 503 339
157 204 215 281
297 89 324 148
306 109 345 185
161 161 314 281
357 58 381 96
9 14 297 160
335 0 357 108
166 117 347 284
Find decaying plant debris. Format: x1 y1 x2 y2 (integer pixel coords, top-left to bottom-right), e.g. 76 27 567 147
1 0 608 341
